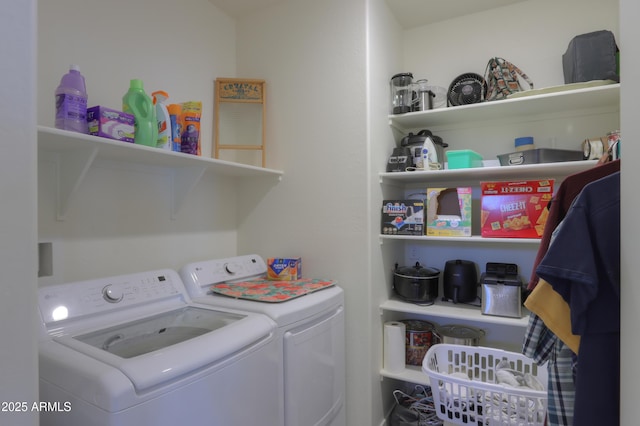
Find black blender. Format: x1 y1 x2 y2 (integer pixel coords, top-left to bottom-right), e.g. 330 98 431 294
390 72 414 115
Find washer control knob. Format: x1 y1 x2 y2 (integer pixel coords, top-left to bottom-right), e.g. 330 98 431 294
102 285 124 303
224 263 238 275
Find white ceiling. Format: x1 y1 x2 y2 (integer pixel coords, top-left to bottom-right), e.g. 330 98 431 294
385 0 529 29
208 0 283 19
208 0 528 28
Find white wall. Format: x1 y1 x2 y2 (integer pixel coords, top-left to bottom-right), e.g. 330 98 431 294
399 0 620 157
232 0 370 424
38 0 243 282
38 0 237 157
619 0 640 424
367 0 405 423
0 0 39 424
403 0 619 91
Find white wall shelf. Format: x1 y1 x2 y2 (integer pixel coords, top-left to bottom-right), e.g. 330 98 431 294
380 365 430 387
38 126 283 220
379 298 530 386
388 83 620 133
380 160 598 186
380 298 529 327
380 235 541 244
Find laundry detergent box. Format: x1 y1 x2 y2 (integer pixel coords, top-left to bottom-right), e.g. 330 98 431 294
87 106 135 143
425 187 472 237
381 200 424 235
267 257 302 281
480 179 554 238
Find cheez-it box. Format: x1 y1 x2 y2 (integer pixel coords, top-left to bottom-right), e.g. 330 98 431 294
267 257 302 281
480 180 554 238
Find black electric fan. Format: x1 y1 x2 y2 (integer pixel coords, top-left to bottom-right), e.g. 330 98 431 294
447 73 486 106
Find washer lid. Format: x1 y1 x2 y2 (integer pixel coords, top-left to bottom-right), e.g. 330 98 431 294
75 306 243 358
54 306 275 391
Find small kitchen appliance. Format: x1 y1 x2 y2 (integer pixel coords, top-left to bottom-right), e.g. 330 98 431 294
412 79 434 111
386 146 412 172
390 72 414 114
393 262 440 305
442 259 478 304
399 129 448 170
435 324 485 346
480 262 524 318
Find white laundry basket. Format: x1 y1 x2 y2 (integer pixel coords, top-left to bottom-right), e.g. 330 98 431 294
422 344 548 426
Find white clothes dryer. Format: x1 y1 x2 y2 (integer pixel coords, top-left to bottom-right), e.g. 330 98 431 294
37 269 282 426
180 255 345 426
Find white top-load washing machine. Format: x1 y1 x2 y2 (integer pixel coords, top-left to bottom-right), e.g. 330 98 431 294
179 255 345 426
37 268 283 426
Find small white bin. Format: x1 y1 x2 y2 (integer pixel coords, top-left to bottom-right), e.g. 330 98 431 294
422 344 548 426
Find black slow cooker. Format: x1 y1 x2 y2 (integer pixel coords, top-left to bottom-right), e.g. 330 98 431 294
393 262 440 304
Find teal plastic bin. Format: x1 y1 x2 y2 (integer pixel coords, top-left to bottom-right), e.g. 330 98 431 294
446 150 483 169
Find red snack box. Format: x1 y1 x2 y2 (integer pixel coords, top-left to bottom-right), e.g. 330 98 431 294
480 180 554 238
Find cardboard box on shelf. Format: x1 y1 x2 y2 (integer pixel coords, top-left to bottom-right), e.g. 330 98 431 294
87 106 135 143
425 187 472 237
480 180 554 238
381 200 424 236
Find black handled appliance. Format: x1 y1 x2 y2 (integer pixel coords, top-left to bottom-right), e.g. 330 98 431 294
442 259 478 304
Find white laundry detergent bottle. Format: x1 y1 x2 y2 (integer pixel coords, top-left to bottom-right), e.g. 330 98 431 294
152 90 172 150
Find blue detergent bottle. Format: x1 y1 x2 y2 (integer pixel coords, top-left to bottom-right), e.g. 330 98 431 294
122 79 157 147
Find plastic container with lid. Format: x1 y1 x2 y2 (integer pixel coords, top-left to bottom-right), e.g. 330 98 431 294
435 324 485 346
122 79 157 147
400 320 437 366
55 65 89 134
515 136 535 151
445 149 483 169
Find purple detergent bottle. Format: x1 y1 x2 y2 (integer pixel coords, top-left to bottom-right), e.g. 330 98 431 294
55 65 89 134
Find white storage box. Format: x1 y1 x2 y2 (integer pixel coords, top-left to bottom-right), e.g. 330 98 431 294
422 344 548 426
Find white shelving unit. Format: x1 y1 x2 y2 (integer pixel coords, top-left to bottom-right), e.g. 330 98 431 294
380 234 541 244
378 84 620 386
380 298 529 327
379 160 598 185
388 83 620 133
38 126 283 220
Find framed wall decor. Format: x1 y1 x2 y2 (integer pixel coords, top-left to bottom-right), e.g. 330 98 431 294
214 78 266 167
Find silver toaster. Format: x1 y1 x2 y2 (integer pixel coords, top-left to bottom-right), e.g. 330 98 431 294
480 263 523 318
